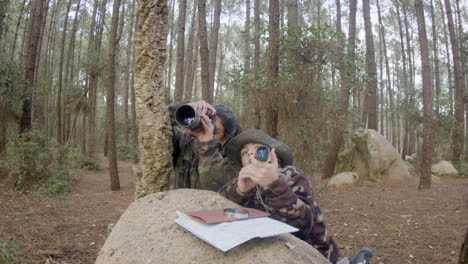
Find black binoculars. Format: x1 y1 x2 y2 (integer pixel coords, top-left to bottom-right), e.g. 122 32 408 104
254 146 269 162
175 104 215 131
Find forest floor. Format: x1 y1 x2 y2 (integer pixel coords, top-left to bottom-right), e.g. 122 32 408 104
0 157 467 264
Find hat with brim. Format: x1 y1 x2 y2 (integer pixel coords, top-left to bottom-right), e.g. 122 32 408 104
226 129 293 167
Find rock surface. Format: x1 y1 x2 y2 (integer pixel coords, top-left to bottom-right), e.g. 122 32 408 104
327 172 359 187
95 189 330 264
352 129 411 182
431 161 459 177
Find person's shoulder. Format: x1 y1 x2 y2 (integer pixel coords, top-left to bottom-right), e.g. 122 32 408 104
281 165 305 177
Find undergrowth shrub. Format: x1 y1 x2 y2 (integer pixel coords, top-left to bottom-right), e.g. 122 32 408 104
4 130 71 195
67 148 99 171
0 239 19 264
117 143 139 162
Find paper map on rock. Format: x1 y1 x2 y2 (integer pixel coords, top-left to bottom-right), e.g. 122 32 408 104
175 210 298 252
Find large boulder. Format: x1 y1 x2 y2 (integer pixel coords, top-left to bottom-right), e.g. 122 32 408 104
95 189 330 264
351 129 411 183
327 172 359 187
431 161 459 177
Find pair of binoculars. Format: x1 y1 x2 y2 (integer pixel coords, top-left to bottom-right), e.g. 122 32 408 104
175 105 215 131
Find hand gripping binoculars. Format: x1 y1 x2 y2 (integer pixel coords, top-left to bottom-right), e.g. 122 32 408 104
175 104 215 131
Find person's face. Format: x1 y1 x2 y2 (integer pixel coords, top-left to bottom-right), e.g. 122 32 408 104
240 143 264 167
214 117 225 144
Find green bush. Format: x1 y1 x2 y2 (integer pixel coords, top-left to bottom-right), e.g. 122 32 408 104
4 130 72 195
0 239 19 264
67 148 99 171
455 161 467 177
117 143 139 162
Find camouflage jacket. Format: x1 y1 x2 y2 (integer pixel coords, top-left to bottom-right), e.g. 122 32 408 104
219 166 339 263
170 102 239 191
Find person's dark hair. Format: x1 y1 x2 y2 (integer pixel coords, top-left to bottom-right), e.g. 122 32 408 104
214 105 241 141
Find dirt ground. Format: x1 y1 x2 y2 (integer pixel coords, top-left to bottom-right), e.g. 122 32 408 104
0 158 467 264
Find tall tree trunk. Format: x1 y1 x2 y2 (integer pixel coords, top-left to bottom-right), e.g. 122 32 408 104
123 0 136 145
208 0 221 94
165 0 176 97
253 0 260 76
183 2 197 101
244 0 251 73
174 0 186 102
107 0 121 191
198 0 211 103
322 0 357 179
10 0 27 61
429 0 441 115
444 0 465 163
377 0 395 145
362 0 377 130
185 29 199 101
264 0 279 138
439 0 453 116
55 0 73 143
20 0 47 133
415 0 433 190
88 0 108 157
134 0 172 199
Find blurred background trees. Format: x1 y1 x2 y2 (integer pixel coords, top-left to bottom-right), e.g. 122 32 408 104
0 0 466 192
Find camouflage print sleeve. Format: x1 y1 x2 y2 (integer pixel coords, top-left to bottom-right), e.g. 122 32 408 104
218 178 256 206
261 166 316 235
196 139 241 191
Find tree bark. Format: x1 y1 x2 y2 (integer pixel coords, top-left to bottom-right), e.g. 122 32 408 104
124 0 136 145
444 0 465 163
106 0 121 191
415 0 433 190
208 0 221 94
174 0 186 102
429 0 441 115
264 0 280 138
362 0 377 130
244 0 251 73
183 2 197 101
10 0 27 61
322 0 357 179
134 0 172 199
20 0 47 133
198 0 211 103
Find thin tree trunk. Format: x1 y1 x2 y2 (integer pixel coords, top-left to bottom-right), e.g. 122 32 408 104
10 0 27 61
165 0 176 97
415 0 433 190
174 0 187 102
107 0 121 191
438 0 453 116
429 0 441 115
377 0 395 145
244 0 251 73
322 0 357 179
124 0 136 144
208 0 221 94
183 2 197 101
444 0 465 163
363 0 377 130
264 0 280 138
198 0 211 103
56 0 73 143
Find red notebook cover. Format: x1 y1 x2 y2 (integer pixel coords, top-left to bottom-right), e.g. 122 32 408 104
185 208 270 224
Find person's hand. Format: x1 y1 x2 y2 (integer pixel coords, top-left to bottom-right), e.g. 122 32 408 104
188 112 214 142
243 148 279 187
187 100 216 116
237 168 257 193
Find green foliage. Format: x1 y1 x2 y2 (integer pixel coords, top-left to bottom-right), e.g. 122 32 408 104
3 130 72 196
0 239 19 264
117 143 139 162
454 161 467 177
0 62 27 114
67 148 99 171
